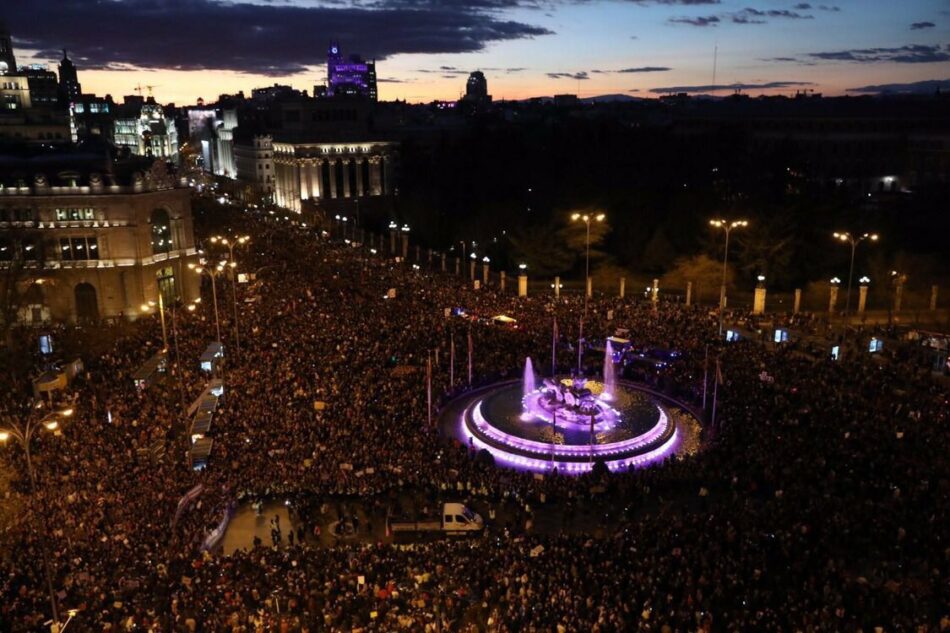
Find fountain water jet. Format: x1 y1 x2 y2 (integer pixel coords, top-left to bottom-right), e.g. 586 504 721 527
602 340 616 400
523 357 536 397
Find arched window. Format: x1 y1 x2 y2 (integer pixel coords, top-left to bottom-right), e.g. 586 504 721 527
150 208 172 254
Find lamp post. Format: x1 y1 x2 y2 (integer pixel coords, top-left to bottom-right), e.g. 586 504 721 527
1 405 75 630
833 231 879 317
188 258 227 344
571 212 605 372
210 235 250 356
710 218 748 336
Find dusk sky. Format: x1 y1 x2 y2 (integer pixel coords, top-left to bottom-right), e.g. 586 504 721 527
4 0 949 104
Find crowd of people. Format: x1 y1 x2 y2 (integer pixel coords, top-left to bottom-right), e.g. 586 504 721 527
1 202 946 632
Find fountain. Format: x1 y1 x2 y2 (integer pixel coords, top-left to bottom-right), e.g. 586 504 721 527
602 340 616 401
522 357 536 397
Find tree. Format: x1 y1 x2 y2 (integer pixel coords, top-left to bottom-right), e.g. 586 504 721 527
508 223 575 277
661 254 734 304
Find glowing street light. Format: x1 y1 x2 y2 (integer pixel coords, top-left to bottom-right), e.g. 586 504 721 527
710 218 748 335
570 211 606 370
832 231 879 316
0 403 72 625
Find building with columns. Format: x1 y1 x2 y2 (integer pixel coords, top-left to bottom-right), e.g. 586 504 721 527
0 149 200 323
272 139 396 213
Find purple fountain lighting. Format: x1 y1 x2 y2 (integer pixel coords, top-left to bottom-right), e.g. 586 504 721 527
523 357 536 397
602 340 616 401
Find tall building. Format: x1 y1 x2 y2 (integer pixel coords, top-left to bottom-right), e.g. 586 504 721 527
20 65 60 108
234 131 274 204
58 50 82 103
462 71 491 106
326 42 377 101
0 21 16 76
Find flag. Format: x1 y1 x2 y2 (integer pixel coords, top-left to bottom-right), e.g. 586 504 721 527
467 327 473 386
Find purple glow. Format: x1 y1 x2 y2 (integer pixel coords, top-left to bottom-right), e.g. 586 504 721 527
603 340 616 399
460 406 680 474
523 356 536 398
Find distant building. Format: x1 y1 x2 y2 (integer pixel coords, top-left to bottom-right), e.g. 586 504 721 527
462 71 491 105
0 149 200 323
0 21 16 76
326 42 377 101
71 94 114 141
234 131 274 204
186 107 237 177
20 65 60 108
553 94 579 107
272 139 396 212
252 84 304 103
58 50 82 103
113 98 179 162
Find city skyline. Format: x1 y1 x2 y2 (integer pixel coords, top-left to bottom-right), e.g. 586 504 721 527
2 0 949 105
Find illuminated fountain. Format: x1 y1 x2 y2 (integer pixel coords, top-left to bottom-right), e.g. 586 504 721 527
449 354 689 474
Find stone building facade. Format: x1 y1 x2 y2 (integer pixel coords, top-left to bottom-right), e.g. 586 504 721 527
272 140 396 213
0 163 200 323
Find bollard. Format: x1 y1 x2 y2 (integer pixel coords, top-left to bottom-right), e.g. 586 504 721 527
793 288 801 314
686 281 693 307
554 276 560 298
500 271 506 293
586 276 592 299
858 284 869 315
619 277 626 299
518 274 528 297
651 279 659 305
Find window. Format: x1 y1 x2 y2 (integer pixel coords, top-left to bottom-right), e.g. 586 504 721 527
157 266 176 304
74 103 84 113
150 208 173 254
60 236 98 261
89 103 101 113
0 239 10 261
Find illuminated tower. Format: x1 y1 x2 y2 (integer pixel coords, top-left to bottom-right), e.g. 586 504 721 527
0 20 17 75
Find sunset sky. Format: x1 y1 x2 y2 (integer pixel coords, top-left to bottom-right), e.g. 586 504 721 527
4 0 948 105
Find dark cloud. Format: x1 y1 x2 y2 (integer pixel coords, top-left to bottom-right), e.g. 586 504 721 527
793 2 811 8
547 71 589 80
617 66 672 72
731 7 814 24
846 78 950 94
5 0 553 76
910 22 936 30
809 44 950 63
669 15 720 26
649 80 813 93
817 4 841 10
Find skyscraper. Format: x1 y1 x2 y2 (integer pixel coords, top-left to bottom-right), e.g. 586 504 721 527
0 20 17 75
58 49 82 102
326 42 377 101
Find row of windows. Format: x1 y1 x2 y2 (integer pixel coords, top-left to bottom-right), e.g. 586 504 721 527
0 208 37 222
1 81 22 90
55 208 95 221
0 239 39 261
60 236 99 261
73 102 110 114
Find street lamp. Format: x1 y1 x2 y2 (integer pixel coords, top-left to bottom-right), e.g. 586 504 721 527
1 404 75 628
710 218 748 336
570 212 605 370
209 235 250 356
188 259 227 344
833 231 879 316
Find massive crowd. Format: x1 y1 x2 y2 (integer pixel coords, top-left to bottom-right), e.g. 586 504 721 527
1 204 946 632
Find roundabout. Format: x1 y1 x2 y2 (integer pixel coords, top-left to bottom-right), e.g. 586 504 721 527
445 355 698 474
